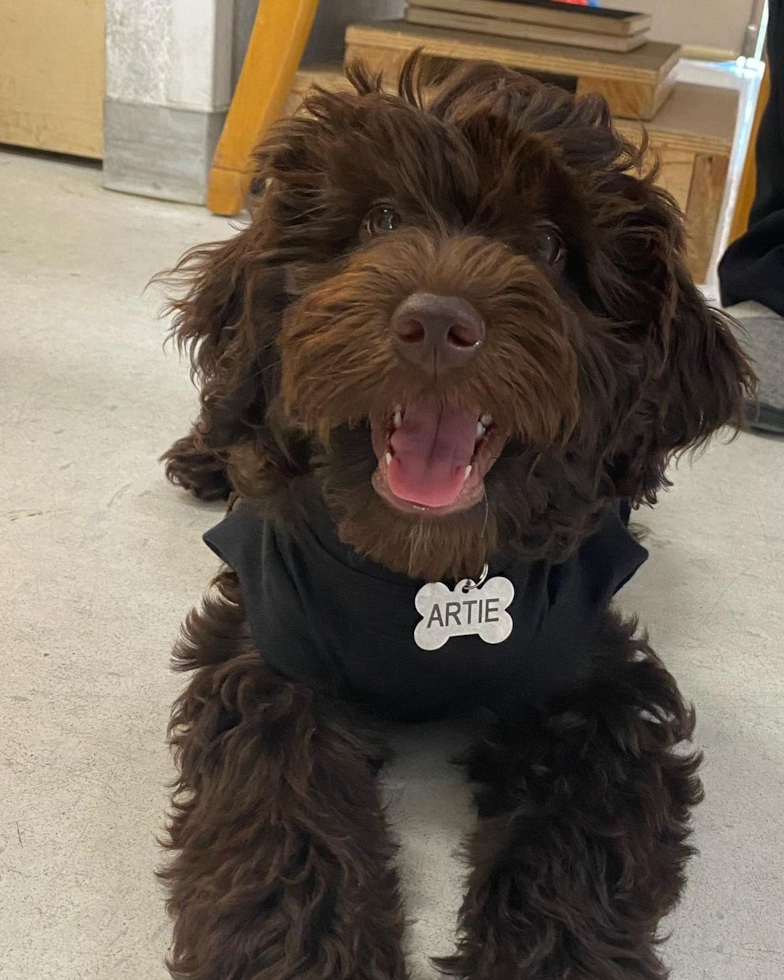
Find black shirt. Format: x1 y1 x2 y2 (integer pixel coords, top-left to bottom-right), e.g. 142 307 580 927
204 500 647 725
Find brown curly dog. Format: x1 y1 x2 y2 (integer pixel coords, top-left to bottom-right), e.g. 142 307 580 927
159 56 754 980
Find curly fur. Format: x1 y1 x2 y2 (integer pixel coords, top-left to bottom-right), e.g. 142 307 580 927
161 56 752 578
438 613 703 980
162 572 407 980
159 55 754 979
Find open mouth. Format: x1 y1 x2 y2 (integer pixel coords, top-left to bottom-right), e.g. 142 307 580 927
370 400 505 516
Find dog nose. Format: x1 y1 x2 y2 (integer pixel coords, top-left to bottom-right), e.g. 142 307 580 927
391 293 485 372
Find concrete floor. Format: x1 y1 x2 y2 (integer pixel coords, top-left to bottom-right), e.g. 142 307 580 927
1 149 783 980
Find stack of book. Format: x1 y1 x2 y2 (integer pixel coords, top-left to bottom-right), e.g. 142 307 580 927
404 0 652 53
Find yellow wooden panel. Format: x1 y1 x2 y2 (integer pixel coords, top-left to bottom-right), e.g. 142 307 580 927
576 75 660 121
685 152 730 283
646 147 695 214
207 0 319 215
0 0 104 158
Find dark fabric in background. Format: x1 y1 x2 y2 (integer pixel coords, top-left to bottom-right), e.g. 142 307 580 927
720 0 784 316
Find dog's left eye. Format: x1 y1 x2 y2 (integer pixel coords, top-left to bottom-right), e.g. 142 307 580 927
366 206 401 236
533 229 566 267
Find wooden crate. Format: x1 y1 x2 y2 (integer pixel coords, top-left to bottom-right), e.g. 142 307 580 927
286 69 737 283
615 83 737 281
344 21 680 120
0 0 104 158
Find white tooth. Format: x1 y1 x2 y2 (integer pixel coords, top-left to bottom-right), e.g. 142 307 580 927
463 464 472 483
480 413 493 427
393 403 402 414
385 452 393 465
393 410 402 429
476 421 486 440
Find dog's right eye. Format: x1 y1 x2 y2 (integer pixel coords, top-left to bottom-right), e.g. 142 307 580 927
365 206 401 236
533 228 566 268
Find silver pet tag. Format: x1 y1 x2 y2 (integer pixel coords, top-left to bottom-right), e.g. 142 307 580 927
414 565 515 651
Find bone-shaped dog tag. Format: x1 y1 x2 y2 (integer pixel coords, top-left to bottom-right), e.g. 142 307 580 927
414 574 515 651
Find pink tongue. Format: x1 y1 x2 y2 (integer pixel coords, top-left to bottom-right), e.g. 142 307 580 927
387 401 477 507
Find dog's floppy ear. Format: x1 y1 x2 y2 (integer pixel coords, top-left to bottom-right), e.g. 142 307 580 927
654 266 754 451
594 174 755 503
164 223 282 451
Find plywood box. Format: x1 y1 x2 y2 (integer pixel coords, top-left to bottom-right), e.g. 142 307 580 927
0 0 104 158
344 21 680 120
615 83 737 280
286 69 738 283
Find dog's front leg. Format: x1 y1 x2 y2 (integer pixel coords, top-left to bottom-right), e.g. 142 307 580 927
162 573 407 980
161 424 231 501
439 611 703 980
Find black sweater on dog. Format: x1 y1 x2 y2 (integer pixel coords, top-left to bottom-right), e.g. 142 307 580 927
204 500 646 725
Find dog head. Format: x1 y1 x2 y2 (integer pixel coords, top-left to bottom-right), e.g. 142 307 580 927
168 58 753 581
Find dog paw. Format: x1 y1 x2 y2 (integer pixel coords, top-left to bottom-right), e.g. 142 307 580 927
162 435 231 501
